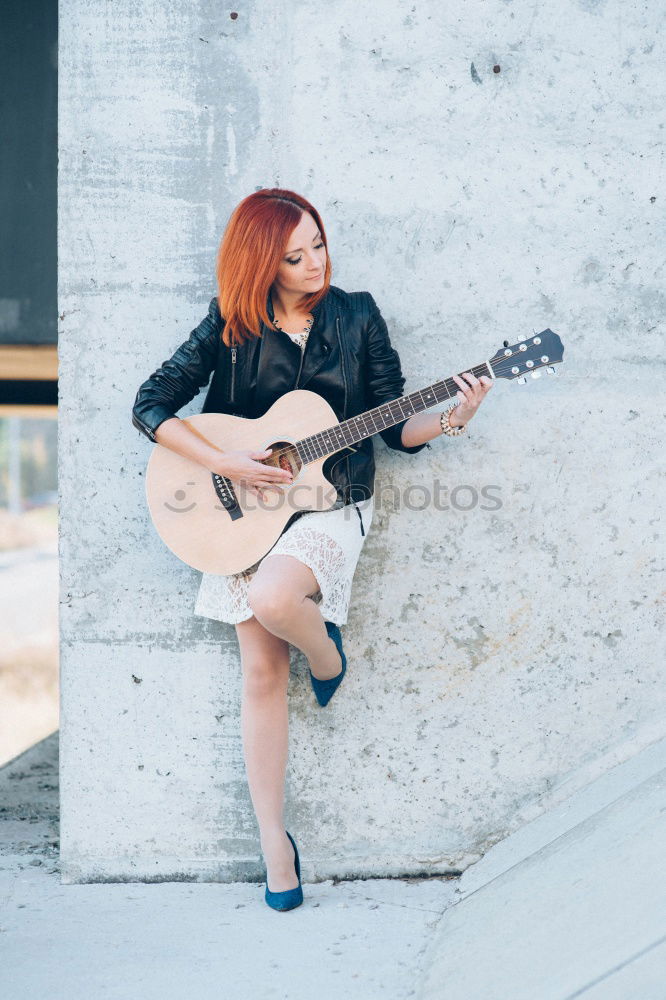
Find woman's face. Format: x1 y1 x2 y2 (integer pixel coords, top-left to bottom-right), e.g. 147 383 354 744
273 212 327 300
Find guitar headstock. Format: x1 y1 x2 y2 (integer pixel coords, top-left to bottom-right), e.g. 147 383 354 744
489 329 564 383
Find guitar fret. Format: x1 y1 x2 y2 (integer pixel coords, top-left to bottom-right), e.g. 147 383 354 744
295 362 494 462
366 409 380 434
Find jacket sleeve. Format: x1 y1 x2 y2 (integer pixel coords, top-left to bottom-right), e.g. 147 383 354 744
362 292 429 454
131 297 222 442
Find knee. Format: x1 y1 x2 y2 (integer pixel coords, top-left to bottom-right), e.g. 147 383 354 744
242 657 287 699
247 580 300 627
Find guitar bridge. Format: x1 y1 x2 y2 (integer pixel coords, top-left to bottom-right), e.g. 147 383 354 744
211 472 243 521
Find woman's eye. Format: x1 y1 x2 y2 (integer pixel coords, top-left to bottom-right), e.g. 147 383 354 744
287 242 325 266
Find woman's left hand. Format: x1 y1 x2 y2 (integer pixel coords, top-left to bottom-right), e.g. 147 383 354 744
450 372 493 426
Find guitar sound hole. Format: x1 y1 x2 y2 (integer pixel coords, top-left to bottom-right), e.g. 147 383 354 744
261 441 302 479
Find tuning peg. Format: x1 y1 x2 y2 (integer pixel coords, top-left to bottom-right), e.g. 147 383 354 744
516 376 527 384
546 366 556 375
503 340 509 348
530 370 542 379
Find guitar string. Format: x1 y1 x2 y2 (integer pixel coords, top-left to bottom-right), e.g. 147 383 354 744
245 356 556 469
222 346 557 471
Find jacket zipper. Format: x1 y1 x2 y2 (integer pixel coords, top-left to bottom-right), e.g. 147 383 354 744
230 347 237 404
336 316 350 505
132 412 157 442
336 315 361 528
294 344 305 389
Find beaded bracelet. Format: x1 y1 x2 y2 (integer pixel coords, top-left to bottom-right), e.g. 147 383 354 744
439 402 467 437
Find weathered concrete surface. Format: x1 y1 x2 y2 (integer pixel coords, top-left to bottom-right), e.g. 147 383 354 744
4 735 665 999
59 1 665 880
1 735 459 1000
418 734 666 1000
0 732 59 868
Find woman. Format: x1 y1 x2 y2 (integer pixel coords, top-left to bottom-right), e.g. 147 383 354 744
132 188 492 912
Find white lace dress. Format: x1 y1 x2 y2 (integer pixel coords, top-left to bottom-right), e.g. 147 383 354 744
193 325 375 627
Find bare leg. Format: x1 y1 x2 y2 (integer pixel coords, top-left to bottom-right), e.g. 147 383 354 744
237 556 342 894
248 554 343 681
236 614 299 892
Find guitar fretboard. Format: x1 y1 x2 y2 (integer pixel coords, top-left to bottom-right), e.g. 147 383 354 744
295 361 493 463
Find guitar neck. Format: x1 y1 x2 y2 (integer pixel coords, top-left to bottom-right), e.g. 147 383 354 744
296 358 495 463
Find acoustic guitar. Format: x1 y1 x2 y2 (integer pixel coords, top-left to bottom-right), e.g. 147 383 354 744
144 329 564 575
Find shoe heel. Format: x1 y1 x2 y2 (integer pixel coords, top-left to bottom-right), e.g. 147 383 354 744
264 829 303 912
309 621 347 707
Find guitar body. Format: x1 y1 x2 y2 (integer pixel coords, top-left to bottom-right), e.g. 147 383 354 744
145 390 341 576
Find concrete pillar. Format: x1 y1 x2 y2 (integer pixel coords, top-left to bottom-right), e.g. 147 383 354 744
59 0 664 881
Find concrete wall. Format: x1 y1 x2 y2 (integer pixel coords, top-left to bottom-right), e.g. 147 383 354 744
59 0 664 881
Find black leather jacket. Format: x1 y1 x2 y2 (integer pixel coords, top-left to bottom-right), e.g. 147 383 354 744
131 284 429 506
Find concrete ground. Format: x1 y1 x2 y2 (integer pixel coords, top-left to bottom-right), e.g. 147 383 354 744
417 736 666 1000
2 732 665 999
0 733 458 999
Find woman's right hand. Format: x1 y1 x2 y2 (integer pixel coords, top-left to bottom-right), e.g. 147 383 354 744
210 448 293 499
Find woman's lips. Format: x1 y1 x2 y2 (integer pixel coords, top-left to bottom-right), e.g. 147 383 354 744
307 271 323 279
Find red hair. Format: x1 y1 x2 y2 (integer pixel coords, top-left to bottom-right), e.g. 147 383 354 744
215 188 332 348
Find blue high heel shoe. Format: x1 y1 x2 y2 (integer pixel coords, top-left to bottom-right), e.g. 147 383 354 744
309 621 347 707
264 830 303 912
